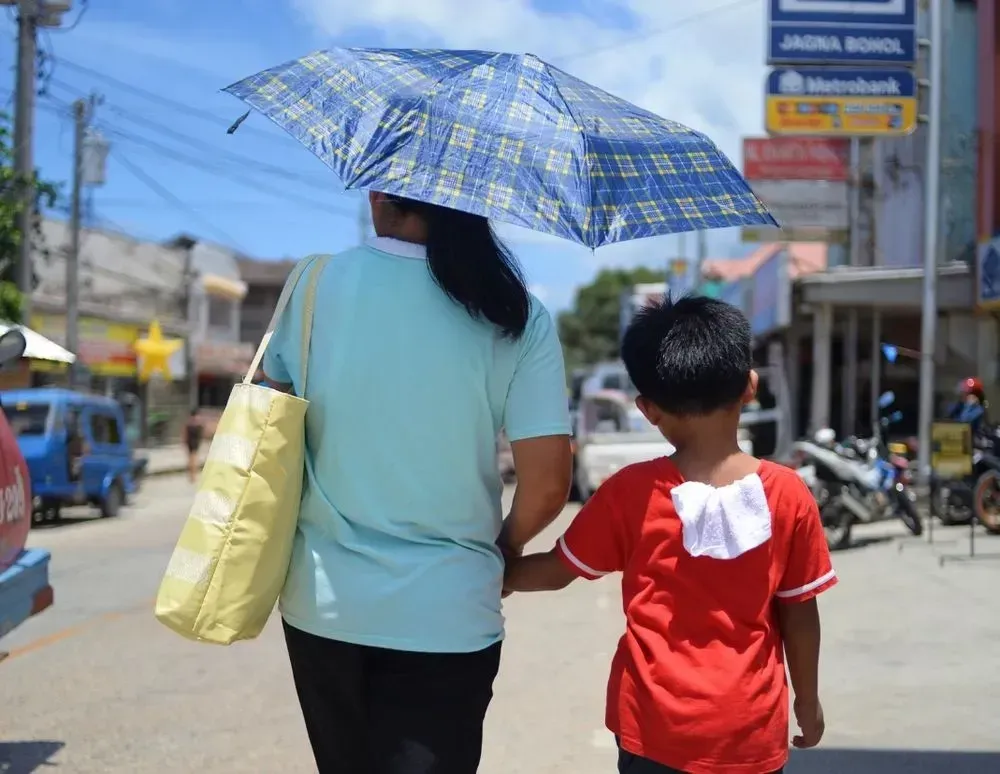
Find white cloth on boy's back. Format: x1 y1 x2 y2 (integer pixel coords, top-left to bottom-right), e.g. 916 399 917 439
671 473 773 560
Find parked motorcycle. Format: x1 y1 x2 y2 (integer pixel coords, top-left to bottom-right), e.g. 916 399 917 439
929 423 1000 533
793 392 922 550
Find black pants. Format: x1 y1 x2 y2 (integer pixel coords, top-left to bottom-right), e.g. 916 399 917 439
283 621 502 774
618 747 783 773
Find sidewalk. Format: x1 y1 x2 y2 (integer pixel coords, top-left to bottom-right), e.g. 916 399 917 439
141 445 206 477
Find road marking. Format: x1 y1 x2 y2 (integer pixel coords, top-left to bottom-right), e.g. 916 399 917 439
4 596 156 662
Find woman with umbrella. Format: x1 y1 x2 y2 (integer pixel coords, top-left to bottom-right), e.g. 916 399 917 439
257 191 573 772
231 47 774 774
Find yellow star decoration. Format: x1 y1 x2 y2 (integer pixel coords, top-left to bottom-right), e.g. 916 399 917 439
134 320 183 383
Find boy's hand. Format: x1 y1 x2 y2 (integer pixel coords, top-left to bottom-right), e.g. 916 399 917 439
792 697 825 749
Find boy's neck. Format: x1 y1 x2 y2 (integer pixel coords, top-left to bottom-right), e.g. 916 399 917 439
666 417 759 487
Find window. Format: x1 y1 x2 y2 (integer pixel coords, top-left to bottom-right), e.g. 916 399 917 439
3 403 51 437
207 296 233 329
89 412 122 446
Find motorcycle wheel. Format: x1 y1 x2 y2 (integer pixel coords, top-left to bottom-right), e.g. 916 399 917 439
896 490 923 536
973 470 1000 535
821 500 853 551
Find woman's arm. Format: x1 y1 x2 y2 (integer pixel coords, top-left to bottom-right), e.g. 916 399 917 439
499 434 572 553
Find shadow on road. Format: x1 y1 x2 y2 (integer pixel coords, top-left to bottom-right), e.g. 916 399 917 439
0 741 64 773
790 748 1000 773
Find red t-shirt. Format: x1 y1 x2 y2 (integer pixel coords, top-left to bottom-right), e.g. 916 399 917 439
555 458 837 774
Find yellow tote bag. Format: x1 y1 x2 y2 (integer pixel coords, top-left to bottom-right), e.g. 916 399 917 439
155 254 330 645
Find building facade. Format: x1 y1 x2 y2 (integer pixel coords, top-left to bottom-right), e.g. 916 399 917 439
237 257 297 349
167 237 255 411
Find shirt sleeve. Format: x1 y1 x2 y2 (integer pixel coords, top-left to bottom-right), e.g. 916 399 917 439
776 483 838 604
554 475 629 580
503 301 571 441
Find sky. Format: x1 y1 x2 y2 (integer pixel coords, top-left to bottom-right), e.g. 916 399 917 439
0 0 769 311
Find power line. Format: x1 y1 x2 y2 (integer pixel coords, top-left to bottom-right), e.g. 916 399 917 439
111 148 248 251
554 0 758 64
55 57 303 147
30 94 360 218
46 78 337 192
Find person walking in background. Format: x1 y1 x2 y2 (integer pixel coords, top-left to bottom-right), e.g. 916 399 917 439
257 191 572 774
505 297 836 774
182 409 203 483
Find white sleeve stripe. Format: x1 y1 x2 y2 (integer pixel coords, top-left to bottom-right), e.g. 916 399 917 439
776 568 837 598
557 535 610 578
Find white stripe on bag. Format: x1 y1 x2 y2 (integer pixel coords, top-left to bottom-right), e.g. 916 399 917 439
189 490 237 527
228 385 277 413
205 433 257 471
164 547 213 587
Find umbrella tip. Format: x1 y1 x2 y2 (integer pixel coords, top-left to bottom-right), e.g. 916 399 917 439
226 109 251 135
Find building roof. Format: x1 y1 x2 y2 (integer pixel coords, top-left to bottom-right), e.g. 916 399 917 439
237 257 298 287
702 242 828 283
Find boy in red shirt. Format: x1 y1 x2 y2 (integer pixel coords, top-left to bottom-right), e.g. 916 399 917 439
503 296 836 774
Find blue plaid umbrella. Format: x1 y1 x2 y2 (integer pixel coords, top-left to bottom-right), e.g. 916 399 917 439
225 48 776 248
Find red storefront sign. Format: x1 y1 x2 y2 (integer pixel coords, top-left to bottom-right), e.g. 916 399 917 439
743 137 850 181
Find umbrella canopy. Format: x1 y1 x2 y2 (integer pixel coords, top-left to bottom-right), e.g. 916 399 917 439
225 48 776 249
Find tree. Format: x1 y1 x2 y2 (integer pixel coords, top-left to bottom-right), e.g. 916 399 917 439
0 111 60 323
557 266 665 372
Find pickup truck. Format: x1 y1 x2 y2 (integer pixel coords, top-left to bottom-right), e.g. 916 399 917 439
0 329 53 658
571 389 755 502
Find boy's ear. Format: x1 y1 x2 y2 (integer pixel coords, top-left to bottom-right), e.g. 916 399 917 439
743 371 759 405
635 396 661 425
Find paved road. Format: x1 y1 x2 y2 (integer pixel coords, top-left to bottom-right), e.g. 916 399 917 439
2 479 1000 773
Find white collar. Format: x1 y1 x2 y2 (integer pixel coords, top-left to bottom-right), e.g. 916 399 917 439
367 236 427 261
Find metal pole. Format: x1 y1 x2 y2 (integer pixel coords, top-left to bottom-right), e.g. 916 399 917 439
67 99 85 388
917 0 944 487
870 309 882 429
843 309 859 436
695 229 707 293
13 0 38 322
848 137 862 267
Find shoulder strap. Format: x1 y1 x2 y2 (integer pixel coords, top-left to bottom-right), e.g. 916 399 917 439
242 254 326 385
296 254 333 388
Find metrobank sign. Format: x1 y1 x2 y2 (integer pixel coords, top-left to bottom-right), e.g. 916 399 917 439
765 67 917 137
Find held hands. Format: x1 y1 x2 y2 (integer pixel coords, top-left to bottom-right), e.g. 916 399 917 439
497 532 524 599
792 697 825 749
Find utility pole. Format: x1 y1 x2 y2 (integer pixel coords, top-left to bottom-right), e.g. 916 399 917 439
66 97 86 387
695 229 707 292
13 0 38 322
917 0 944 487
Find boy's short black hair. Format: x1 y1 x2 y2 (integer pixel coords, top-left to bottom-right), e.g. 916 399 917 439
621 295 752 415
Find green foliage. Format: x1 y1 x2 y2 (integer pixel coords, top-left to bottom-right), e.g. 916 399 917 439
557 266 665 372
0 111 61 323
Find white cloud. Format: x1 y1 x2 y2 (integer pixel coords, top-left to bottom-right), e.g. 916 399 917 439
289 0 766 165
287 0 767 288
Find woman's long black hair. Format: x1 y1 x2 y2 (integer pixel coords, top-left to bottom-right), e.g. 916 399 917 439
384 195 531 340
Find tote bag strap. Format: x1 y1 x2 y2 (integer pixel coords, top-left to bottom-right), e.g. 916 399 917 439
242 254 331 385
296 254 333 388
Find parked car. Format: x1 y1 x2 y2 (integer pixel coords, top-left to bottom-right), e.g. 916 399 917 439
2 388 139 522
0 330 53 652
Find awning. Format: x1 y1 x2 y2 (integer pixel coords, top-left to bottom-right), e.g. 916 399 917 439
200 273 248 300
0 323 76 364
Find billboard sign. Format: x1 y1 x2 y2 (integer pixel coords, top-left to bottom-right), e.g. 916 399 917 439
749 180 849 230
765 67 917 136
977 236 1000 311
768 0 915 27
741 225 848 244
743 137 850 180
768 24 916 65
